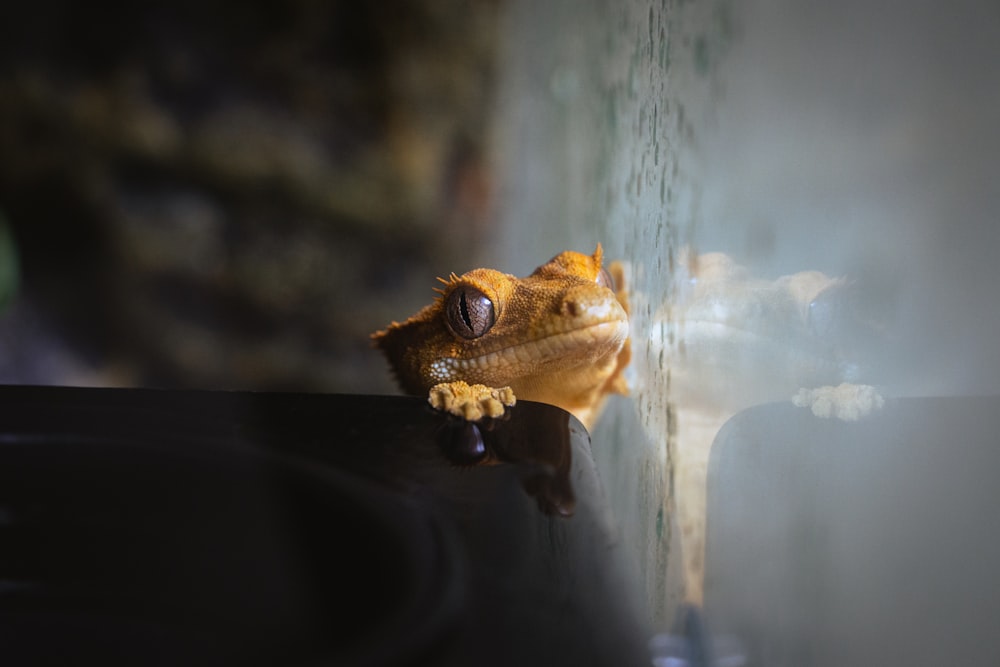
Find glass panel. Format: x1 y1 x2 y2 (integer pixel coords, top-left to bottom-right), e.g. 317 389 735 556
495 0 1000 653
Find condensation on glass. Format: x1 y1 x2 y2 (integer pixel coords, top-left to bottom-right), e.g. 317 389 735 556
495 0 1000 655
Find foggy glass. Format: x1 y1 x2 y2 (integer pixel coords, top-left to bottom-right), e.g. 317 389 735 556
494 0 1000 661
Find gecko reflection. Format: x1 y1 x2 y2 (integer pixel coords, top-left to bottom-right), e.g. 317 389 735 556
656 248 887 605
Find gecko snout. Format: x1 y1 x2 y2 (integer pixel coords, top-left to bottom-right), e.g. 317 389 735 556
560 285 626 323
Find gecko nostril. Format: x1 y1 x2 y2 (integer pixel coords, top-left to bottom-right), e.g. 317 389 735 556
563 300 580 317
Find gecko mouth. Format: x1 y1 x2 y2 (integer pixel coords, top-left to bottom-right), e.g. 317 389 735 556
504 320 629 361
438 319 629 378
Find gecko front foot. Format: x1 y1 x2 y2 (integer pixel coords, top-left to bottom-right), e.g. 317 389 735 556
428 381 516 421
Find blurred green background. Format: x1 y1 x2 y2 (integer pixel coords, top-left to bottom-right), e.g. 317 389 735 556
0 212 19 310
0 0 502 389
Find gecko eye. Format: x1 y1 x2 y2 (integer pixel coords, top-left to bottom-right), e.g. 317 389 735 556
445 285 495 339
596 268 616 292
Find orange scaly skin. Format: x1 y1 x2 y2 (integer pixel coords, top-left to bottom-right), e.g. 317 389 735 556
372 245 631 431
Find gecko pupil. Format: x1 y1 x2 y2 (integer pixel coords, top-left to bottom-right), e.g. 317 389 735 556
459 293 473 328
446 285 495 339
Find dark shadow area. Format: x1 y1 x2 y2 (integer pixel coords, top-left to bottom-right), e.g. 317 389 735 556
0 385 647 666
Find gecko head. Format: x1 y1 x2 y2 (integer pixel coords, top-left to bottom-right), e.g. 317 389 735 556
372 245 631 426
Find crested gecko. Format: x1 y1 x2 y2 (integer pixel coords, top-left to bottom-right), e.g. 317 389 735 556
372 245 631 431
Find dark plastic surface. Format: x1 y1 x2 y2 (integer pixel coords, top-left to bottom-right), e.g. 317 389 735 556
705 396 1000 667
0 386 647 666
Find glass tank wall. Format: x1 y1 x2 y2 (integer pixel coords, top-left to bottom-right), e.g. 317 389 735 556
492 0 1000 650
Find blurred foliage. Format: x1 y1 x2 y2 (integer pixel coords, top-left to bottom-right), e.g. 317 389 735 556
0 211 19 311
0 0 502 389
